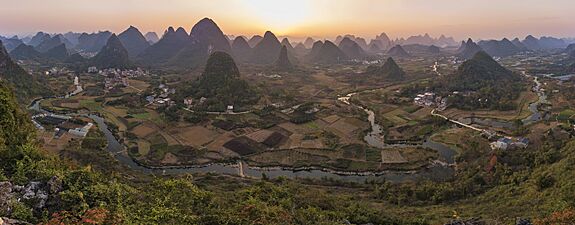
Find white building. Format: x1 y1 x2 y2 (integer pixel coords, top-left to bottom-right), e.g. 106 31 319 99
69 123 94 137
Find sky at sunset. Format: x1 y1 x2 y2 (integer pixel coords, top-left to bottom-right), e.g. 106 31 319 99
1 0 574 41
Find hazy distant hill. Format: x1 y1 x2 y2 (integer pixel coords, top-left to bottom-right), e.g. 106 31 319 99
403 33 435 46
63 32 82 46
281 38 294 51
90 34 132 69
368 41 382 53
293 42 308 56
250 31 282 64
35 35 65 53
137 27 189 65
511 38 529 51
43 44 69 61
303 37 315 49
539 36 567 49
457 39 483 59
427 45 441 54
248 35 263 48
145 32 160 44
436 35 458 47
10 42 69 62
0 40 51 102
478 38 521 57
156 18 233 69
0 36 23 52
565 44 575 58
387 45 410 58
275 45 293 71
307 40 348 64
338 37 366 59
27 32 51 47
189 18 232 54
388 33 458 48
522 35 542 51
366 57 405 80
118 26 150 58
9 44 43 60
375 32 392 50
76 31 113 53
336 35 368 50
231 36 252 63
520 35 566 51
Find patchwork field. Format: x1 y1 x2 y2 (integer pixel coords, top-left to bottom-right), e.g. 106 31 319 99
169 126 219 147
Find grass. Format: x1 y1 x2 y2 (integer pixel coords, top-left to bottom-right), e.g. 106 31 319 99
137 140 151 156
365 148 382 162
557 109 575 121
131 113 151 120
80 99 103 111
305 121 320 130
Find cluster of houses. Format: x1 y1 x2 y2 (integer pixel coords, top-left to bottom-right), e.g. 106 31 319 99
490 137 529 150
183 96 206 108
103 74 129 91
88 67 148 92
414 92 447 111
88 67 148 78
146 84 176 107
183 96 237 113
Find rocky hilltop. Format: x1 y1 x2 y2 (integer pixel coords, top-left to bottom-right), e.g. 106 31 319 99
118 26 150 58
275 45 293 71
250 31 282 64
366 57 405 80
457 39 483 59
90 34 132 69
386 45 410 58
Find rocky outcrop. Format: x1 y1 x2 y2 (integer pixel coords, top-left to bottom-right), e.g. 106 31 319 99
457 39 483 59
275 45 293 71
0 177 63 220
338 37 366 59
250 31 282 64
366 57 406 80
231 36 252 63
90 34 132 69
118 26 150 58
306 41 348 64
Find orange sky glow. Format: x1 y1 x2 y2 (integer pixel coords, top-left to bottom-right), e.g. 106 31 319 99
1 0 574 41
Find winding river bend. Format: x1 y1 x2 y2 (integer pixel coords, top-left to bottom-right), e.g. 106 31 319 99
30 91 457 183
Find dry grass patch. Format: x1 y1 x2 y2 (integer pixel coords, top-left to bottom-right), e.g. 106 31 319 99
381 150 408 164
132 123 157 138
245 129 274 142
321 115 341 124
170 126 219 147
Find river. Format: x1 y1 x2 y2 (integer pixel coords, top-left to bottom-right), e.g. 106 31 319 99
30 91 458 183
522 76 549 125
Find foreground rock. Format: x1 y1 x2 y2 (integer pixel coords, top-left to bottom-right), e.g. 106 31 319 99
0 177 63 220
